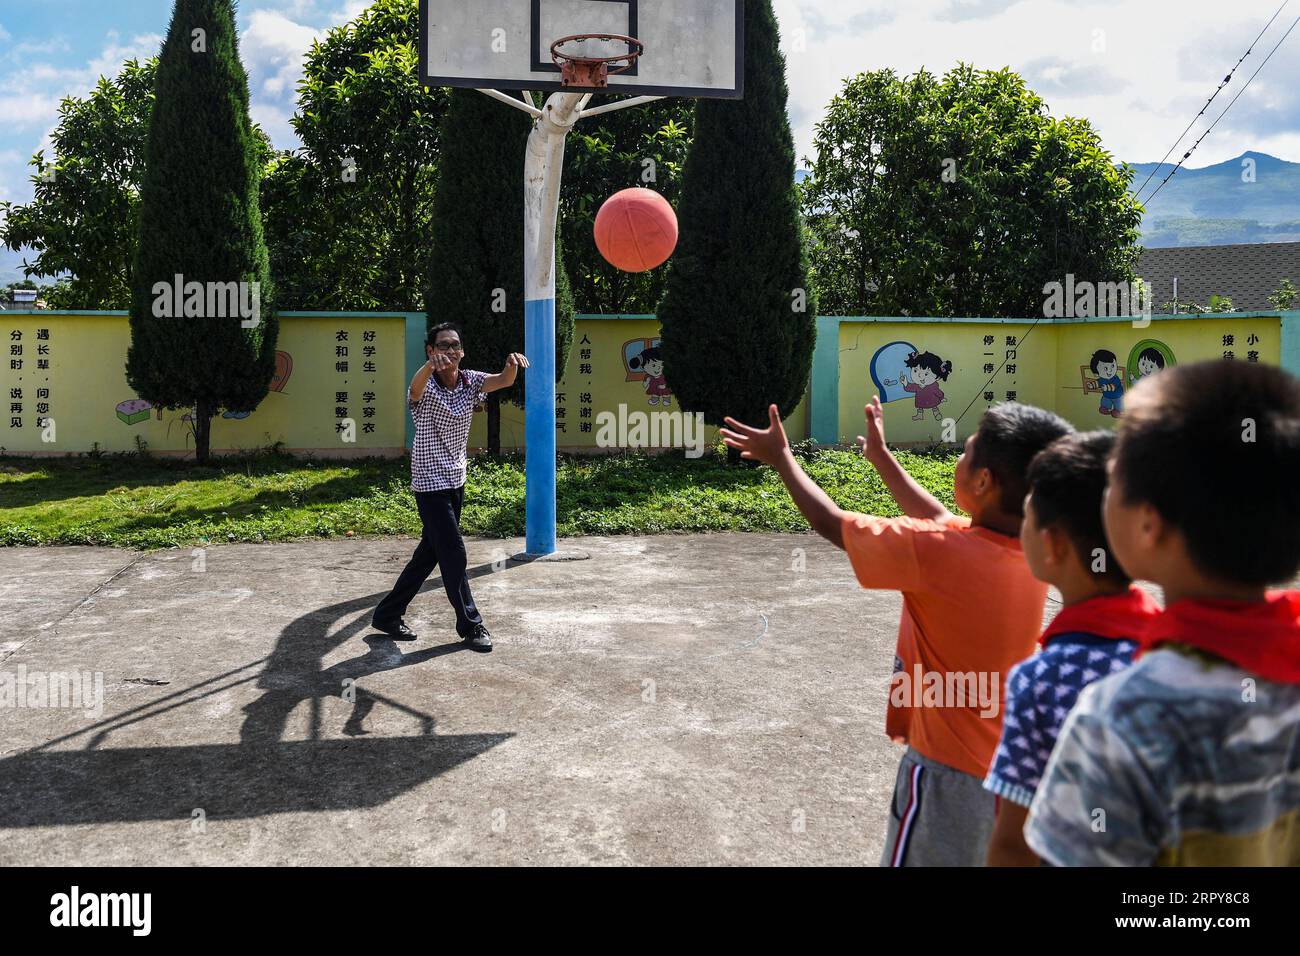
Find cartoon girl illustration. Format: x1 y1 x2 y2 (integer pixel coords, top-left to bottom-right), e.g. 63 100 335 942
630 346 672 407
885 350 953 421
1091 349 1125 417
1133 346 1166 383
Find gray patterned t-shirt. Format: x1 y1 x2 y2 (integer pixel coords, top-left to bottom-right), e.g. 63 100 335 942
1025 647 1300 866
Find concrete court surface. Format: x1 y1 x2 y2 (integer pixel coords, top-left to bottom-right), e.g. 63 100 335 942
0 532 1051 866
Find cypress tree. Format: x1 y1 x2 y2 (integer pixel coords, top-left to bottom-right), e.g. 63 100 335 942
126 0 277 463
427 89 575 454
657 0 815 452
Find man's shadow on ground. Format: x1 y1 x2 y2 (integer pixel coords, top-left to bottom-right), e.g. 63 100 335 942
0 559 518 829
241 557 511 743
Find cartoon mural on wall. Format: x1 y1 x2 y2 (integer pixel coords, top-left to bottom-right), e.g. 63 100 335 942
271 350 293 393
869 341 917 403
623 338 672 407
115 399 155 425
4 312 1285 455
223 350 294 419
871 341 954 421
1083 349 1127 418
115 351 295 426
1128 339 1176 386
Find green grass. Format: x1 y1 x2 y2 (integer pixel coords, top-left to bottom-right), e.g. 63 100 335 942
0 443 959 550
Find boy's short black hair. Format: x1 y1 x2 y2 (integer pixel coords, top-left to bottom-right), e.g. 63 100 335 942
1113 360 1300 586
1090 349 1118 375
427 322 463 349
969 403 1074 517
1027 431 1131 586
1137 347 1165 370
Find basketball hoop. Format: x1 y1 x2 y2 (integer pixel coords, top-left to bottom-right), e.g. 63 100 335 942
550 33 644 88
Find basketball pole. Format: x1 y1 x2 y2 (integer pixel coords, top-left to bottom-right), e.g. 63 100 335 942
522 91 585 556
478 87 663 557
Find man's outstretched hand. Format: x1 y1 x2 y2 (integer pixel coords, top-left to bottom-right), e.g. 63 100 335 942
720 405 790 467
723 403 847 549
484 352 530 394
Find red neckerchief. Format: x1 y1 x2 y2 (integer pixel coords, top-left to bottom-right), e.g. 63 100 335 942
1139 591 1300 685
1040 586 1162 648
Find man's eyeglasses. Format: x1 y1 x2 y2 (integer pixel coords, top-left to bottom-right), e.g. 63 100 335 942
433 342 464 353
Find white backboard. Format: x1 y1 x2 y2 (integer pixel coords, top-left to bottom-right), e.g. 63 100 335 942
420 0 744 99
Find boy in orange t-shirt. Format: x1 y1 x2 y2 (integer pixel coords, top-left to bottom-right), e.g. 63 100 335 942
721 397 1072 866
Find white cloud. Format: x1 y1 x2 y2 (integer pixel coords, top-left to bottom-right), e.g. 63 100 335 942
775 0 1298 167
242 10 320 102
2 0 1298 222
250 100 299 151
0 92 62 127
3 37 74 61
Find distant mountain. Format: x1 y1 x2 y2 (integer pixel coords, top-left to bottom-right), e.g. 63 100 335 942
1126 151 1300 248
0 246 30 286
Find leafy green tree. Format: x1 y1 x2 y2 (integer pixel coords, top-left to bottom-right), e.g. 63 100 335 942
1269 279 1297 310
426 89 574 453
0 59 157 309
561 99 693 313
126 0 277 463
262 0 448 311
1161 293 1237 315
657 0 815 451
1 55 275 311
801 65 1143 317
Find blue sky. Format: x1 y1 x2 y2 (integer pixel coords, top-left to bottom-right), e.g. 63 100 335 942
1 0 1298 223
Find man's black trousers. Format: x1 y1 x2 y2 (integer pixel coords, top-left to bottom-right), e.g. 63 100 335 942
374 485 483 636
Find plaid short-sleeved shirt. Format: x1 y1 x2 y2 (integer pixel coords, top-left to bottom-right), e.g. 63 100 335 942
409 368 488 492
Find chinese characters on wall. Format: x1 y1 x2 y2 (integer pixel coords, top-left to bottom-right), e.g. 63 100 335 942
8 326 53 434
333 328 381 438
557 333 598 439
979 333 1022 407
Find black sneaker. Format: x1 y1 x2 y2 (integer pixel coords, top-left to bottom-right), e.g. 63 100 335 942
373 618 417 641
463 623 493 652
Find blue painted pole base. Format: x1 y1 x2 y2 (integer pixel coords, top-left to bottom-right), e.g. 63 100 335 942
524 296 557 555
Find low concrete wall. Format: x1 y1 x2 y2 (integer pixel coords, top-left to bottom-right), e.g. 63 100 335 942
4 308 1295 456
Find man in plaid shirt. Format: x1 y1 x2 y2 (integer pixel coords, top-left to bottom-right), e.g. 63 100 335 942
372 322 529 652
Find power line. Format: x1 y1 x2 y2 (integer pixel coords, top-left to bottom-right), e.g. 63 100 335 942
1143 12 1299 208
1134 0 1290 204
953 315 1046 428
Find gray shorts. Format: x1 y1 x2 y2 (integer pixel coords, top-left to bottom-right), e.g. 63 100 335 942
880 747 997 867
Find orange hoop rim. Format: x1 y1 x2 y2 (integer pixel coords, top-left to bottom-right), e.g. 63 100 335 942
550 33 645 76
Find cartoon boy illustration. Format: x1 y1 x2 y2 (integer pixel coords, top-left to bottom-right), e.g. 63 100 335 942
1091 349 1125 417
630 346 672 407
1133 346 1166 383
885 350 952 421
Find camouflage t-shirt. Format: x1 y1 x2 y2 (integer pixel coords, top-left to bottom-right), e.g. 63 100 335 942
1025 646 1300 866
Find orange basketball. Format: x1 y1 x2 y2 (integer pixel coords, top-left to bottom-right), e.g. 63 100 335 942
593 187 679 273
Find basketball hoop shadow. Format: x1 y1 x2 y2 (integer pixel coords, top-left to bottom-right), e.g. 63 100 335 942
0 563 516 829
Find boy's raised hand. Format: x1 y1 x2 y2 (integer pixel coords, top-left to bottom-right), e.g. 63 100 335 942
856 396 889 465
720 405 789 466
